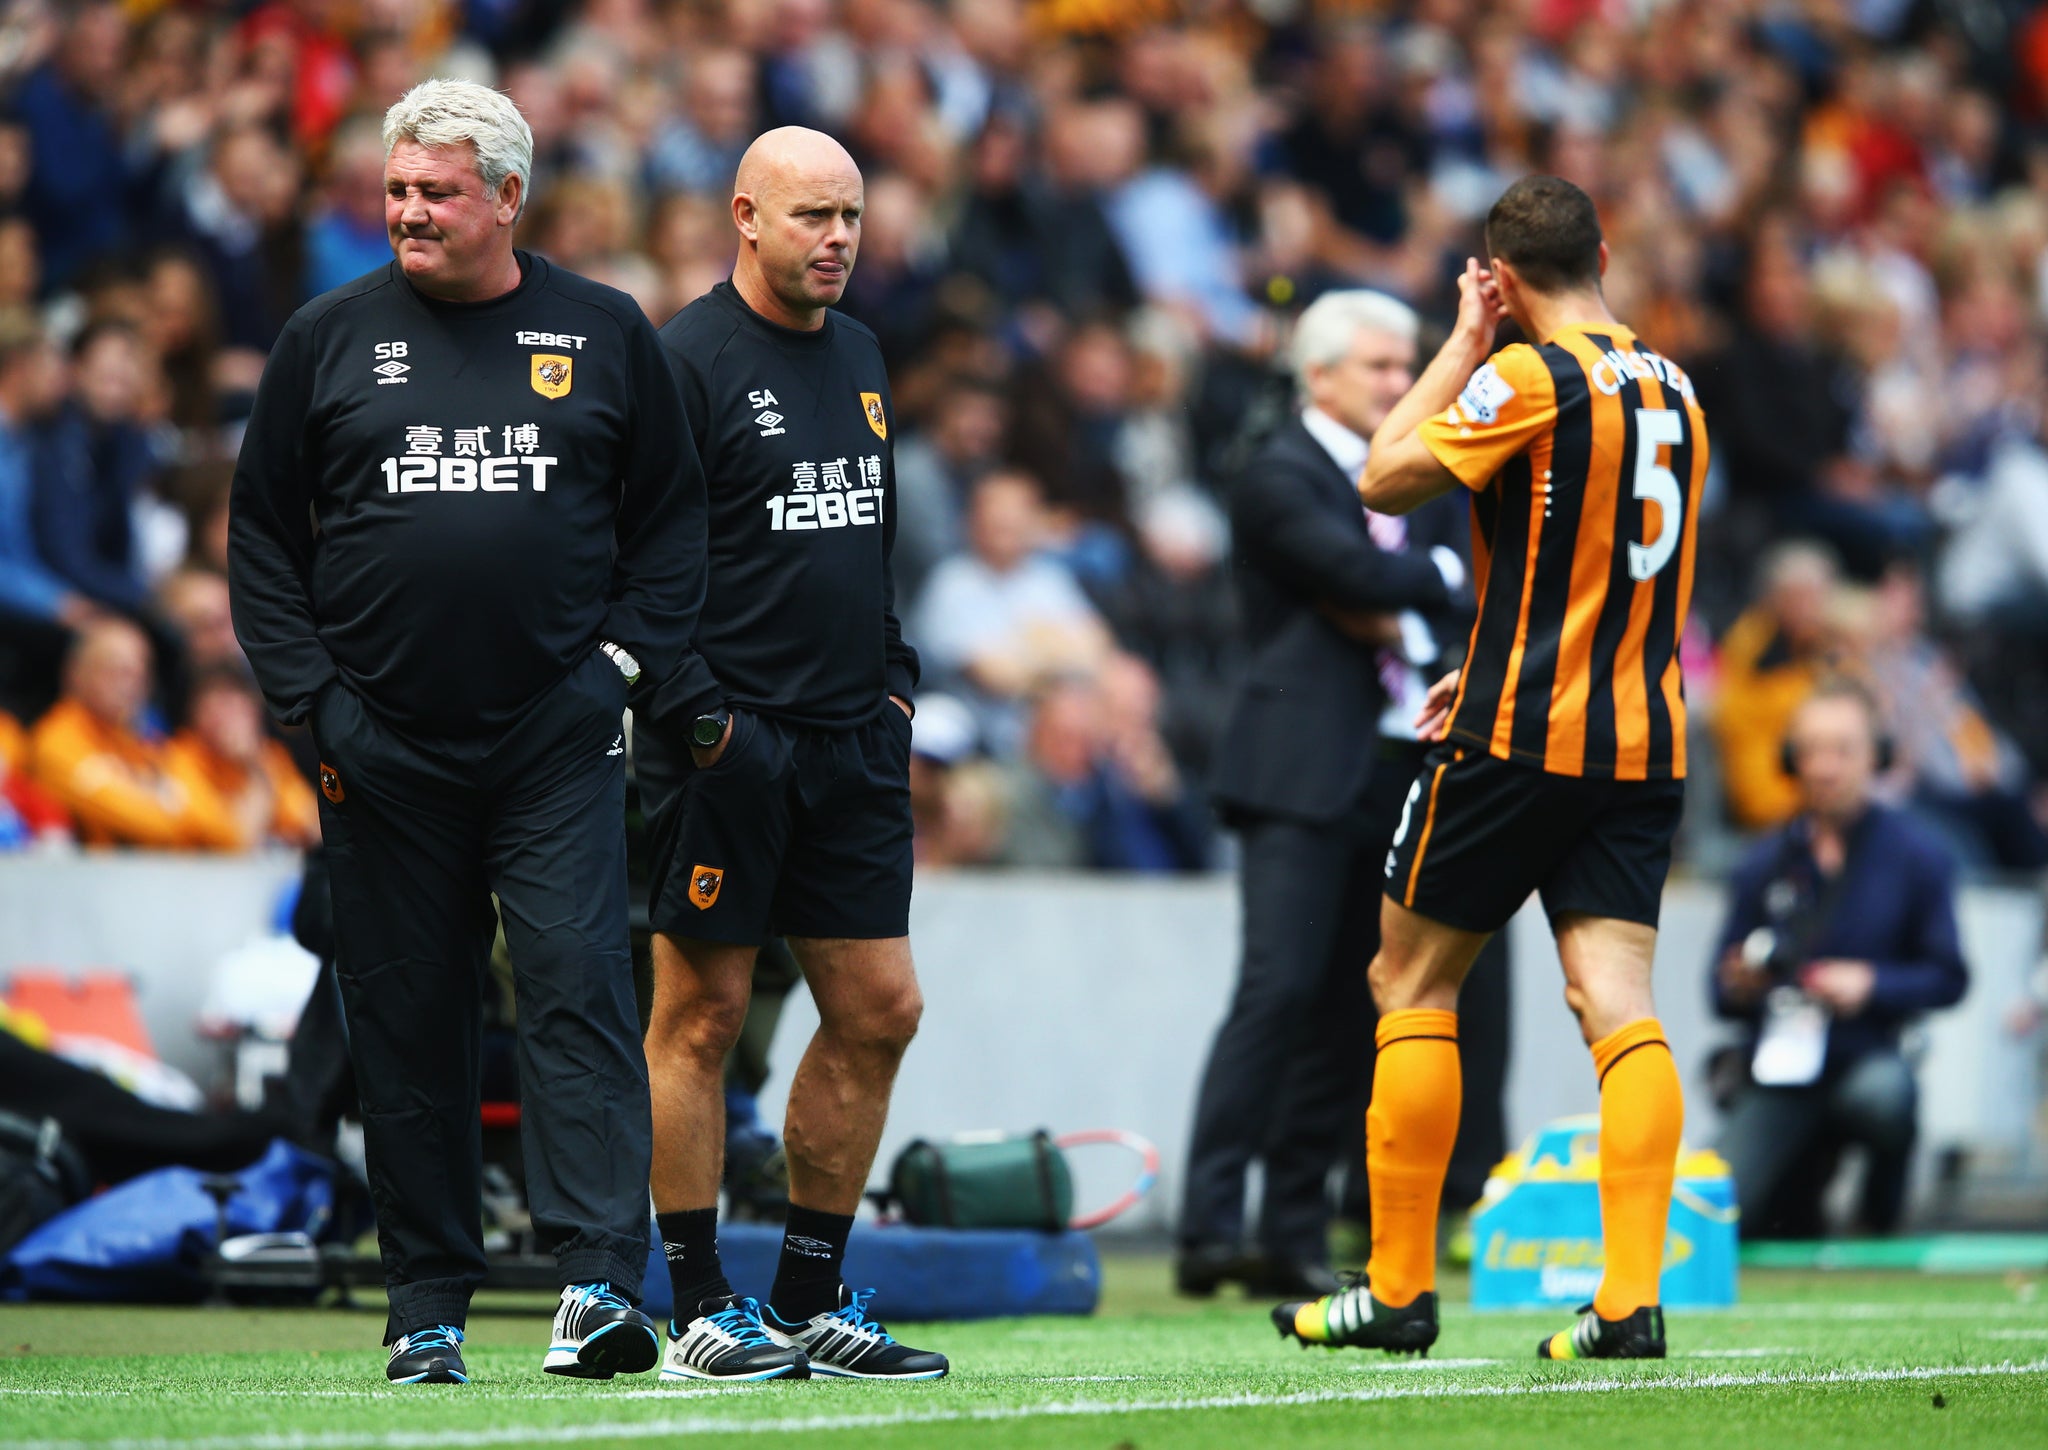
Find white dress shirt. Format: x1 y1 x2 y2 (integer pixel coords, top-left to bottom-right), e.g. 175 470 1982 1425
1299 407 1458 740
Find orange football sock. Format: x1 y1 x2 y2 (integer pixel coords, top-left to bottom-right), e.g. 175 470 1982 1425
1363 1008 1461 1309
1590 1017 1683 1321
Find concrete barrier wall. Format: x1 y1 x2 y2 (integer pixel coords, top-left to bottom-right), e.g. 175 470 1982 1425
3 856 2038 1231
762 873 2042 1232
0 852 303 1082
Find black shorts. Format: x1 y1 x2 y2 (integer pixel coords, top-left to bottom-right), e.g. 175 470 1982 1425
638 706 914 946
1381 744 1684 934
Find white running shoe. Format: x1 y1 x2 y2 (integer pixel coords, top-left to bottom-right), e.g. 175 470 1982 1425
661 1295 810 1382
761 1286 948 1380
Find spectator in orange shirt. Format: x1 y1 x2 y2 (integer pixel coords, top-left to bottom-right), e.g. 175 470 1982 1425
163 666 318 851
0 706 69 847
28 617 240 849
1713 542 1844 832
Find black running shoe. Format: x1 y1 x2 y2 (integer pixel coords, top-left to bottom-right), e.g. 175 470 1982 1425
1538 1303 1666 1360
662 1296 811 1382
386 1326 468 1384
763 1287 949 1380
1271 1274 1439 1356
543 1281 661 1378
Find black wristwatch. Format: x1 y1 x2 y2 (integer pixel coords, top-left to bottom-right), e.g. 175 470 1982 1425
691 709 730 749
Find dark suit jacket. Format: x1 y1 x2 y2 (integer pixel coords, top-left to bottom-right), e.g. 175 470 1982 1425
1210 413 1471 825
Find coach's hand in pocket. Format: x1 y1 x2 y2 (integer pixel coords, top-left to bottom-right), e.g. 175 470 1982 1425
690 714 735 769
309 678 352 749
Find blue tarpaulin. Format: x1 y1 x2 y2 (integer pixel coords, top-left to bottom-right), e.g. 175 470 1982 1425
1 1139 332 1302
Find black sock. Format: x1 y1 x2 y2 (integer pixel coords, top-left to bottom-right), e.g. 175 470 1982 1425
656 1208 731 1318
769 1203 854 1321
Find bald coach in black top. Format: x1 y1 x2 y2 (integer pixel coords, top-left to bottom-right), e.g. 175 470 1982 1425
228 80 708 1386
635 127 947 1383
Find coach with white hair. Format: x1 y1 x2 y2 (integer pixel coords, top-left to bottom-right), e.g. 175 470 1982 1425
229 80 709 1385
1180 289 1503 1297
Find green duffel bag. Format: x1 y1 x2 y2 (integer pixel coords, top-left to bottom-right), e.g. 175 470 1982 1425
888 1130 1073 1231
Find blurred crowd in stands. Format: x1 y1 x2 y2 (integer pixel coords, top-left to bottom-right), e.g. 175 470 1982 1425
0 0 2045 878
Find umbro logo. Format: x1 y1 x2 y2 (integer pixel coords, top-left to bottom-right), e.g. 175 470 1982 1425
374 340 409 384
785 1235 835 1258
748 388 785 436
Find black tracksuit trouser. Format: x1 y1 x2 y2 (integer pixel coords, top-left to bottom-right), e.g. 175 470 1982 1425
1182 743 1510 1261
312 648 650 1342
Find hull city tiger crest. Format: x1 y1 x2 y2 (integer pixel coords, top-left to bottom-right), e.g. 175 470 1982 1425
531 354 573 399
319 763 345 805
689 864 724 910
861 391 887 439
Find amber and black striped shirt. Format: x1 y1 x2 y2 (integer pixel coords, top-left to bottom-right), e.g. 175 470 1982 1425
1415 323 1709 781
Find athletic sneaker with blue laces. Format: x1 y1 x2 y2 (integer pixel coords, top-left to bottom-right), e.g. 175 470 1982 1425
662 1295 811 1382
762 1286 948 1379
386 1325 467 1384
543 1281 661 1379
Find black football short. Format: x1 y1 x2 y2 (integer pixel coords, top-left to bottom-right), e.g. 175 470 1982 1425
1381 744 1684 934
637 705 914 946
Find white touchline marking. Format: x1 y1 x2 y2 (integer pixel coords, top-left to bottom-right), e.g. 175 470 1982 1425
8 1359 2044 1450
1730 1302 2046 1320
1687 1349 1797 1359
1476 1300 2046 1322
1033 1376 1146 1383
1983 1329 2048 1340
0 1387 742 1403
1474 1294 2048 1318
600 1388 764 1400
1346 1357 1498 1371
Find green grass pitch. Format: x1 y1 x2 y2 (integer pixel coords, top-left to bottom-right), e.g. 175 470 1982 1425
3 1256 2046 1448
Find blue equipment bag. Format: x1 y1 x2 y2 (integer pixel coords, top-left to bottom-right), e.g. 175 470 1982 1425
640 1219 1100 1322
1469 1116 1738 1310
0 1139 332 1302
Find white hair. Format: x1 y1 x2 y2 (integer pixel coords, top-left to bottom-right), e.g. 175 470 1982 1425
382 79 534 212
1760 539 1840 593
1290 289 1418 383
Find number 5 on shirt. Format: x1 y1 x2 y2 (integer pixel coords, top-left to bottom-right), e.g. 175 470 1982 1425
1628 408 1684 582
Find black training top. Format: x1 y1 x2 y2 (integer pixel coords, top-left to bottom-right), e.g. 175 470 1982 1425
228 252 710 739
645 280 919 730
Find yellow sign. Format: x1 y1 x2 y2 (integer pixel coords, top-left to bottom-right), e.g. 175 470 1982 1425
861 391 887 439
531 354 573 399
1478 1228 1697 1272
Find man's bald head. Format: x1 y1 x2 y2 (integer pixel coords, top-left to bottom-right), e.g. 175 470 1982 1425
734 126 860 202
729 127 864 330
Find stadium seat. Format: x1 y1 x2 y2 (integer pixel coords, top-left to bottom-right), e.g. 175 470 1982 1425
3 971 156 1059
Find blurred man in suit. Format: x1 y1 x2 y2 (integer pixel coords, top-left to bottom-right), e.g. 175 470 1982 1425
1180 291 1509 1296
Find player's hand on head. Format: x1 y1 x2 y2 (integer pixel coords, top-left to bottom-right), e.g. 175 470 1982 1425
1453 257 1502 354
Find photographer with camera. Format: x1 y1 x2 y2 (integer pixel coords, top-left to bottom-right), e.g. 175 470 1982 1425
1711 677 1968 1237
